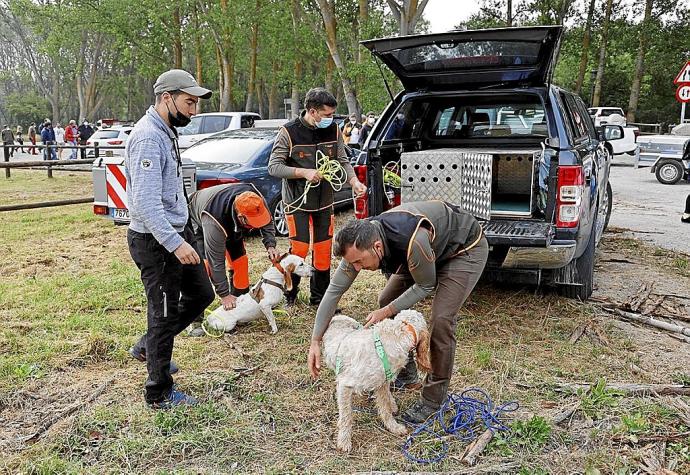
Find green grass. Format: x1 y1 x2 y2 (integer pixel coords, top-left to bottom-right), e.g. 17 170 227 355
3 171 690 473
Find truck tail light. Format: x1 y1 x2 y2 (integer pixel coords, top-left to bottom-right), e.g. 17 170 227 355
107 140 123 145
353 165 368 219
198 177 240 190
555 165 584 228
93 204 108 215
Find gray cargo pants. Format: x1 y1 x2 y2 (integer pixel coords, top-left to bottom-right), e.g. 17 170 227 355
378 236 489 406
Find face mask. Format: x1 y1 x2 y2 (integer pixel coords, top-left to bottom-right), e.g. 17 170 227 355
315 116 333 129
350 119 356 124
367 118 375 125
166 97 191 128
396 113 405 121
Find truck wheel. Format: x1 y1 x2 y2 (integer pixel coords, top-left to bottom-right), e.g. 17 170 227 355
594 182 612 245
655 159 683 185
558 217 597 301
270 197 288 237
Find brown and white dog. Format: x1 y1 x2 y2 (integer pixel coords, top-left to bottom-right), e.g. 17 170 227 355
205 254 312 334
322 309 431 452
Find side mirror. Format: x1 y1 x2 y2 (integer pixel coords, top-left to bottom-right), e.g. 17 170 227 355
599 124 624 141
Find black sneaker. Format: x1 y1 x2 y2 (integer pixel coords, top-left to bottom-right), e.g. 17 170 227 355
128 346 178 375
401 399 439 425
148 385 198 410
682 213 690 223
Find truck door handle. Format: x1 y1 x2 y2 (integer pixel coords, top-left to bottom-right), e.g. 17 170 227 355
584 166 592 182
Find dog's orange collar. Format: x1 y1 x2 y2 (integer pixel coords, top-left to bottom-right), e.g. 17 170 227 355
272 252 289 274
402 321 417 346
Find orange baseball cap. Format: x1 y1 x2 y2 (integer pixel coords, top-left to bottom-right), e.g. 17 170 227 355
235 191 271 228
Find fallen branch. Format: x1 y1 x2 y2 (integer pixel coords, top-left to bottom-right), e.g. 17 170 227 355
555 382 690 397
604 308 690 339
16 376 114 444
612 431 690 444
568 322 588 344
552 403 581 425
627 282 654 313
460 429 493 466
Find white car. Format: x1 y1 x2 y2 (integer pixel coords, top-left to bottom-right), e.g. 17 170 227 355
86 126 133 157
588 107 626 127
176 112 262 149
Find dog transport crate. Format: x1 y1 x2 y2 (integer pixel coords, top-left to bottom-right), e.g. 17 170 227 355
400 148 540 220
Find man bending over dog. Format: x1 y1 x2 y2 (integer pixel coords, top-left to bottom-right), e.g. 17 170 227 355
188 183 280 312
308 200 488 424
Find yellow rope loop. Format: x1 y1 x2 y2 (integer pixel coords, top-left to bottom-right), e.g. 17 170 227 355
283 150 348 214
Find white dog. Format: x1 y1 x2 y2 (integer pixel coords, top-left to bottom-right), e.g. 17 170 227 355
205 254 312 334
322 309 431 452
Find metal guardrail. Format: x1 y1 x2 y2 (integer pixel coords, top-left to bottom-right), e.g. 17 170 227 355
1 142 123 178
628 122 662 135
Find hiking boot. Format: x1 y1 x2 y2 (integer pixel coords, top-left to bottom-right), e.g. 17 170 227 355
401 399 439 425
148 385 198 410
128 346 178 375
682 213 690 223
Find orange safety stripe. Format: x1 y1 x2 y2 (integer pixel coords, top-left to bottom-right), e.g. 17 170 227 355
225 251 233 270
312 238 332 271
231 254 249 290
286 213 298 239
290 239 310 259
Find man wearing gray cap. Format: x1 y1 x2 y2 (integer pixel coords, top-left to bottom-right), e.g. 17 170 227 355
125 69 215 409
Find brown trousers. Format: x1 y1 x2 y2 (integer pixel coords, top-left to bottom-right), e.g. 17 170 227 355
378 237 489 406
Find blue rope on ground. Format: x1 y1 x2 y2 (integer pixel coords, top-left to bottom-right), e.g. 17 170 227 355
401 388 519 464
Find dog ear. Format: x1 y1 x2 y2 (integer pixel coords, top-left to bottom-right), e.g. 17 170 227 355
415 329 433 374
283 263 295 291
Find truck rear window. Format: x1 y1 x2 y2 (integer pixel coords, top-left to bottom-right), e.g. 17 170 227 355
390 41 541 73
383 97 547 141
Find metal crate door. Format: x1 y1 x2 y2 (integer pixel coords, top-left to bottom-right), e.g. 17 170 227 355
460 152 492 220
400 150 464 203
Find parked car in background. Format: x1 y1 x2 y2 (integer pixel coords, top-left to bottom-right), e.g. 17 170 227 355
177 112 262 149
588 107 626 127
181 128 354 236
358 25 626 300
596 113 640 165
86 126 133 157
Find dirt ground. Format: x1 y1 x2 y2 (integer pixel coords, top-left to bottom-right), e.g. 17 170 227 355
1 171 690 473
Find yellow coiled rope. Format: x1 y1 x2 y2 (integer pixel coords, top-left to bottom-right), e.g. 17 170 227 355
283 150 348 214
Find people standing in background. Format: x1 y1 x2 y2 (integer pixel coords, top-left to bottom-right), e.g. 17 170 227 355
28 122 37 155
54 122 66 160
682 194 690 223
40 120 57 160
77 120 94 159
65 120 78 159
360 112 376 146
342 113 361 146
2 125 14 160
15 125 24 153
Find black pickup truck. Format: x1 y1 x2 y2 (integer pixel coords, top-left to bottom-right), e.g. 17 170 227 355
353 26 625 300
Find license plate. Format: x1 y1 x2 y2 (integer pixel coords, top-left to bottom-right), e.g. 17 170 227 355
111 208 129 220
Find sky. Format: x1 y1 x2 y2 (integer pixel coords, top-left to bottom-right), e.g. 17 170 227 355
424 0 482 33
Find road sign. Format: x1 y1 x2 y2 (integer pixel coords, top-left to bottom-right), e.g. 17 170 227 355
676 85 690 103
674 60 690 85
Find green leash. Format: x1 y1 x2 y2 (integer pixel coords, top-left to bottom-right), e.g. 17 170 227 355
373 330 395 382
333 326 394 381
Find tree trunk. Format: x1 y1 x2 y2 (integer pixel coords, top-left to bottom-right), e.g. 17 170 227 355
268 63 279 118
386 0 430 36
357 0 368 63
592 0 613 107
257 79 265 118
626 0 653 123
315 0 360 116
574 0 596 95
291 59 302 118
245 1 260 112
325 55 335 93
507 0 512 26
173 7 182 69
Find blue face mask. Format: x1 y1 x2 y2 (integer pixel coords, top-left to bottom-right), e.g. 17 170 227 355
316 117 333 129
